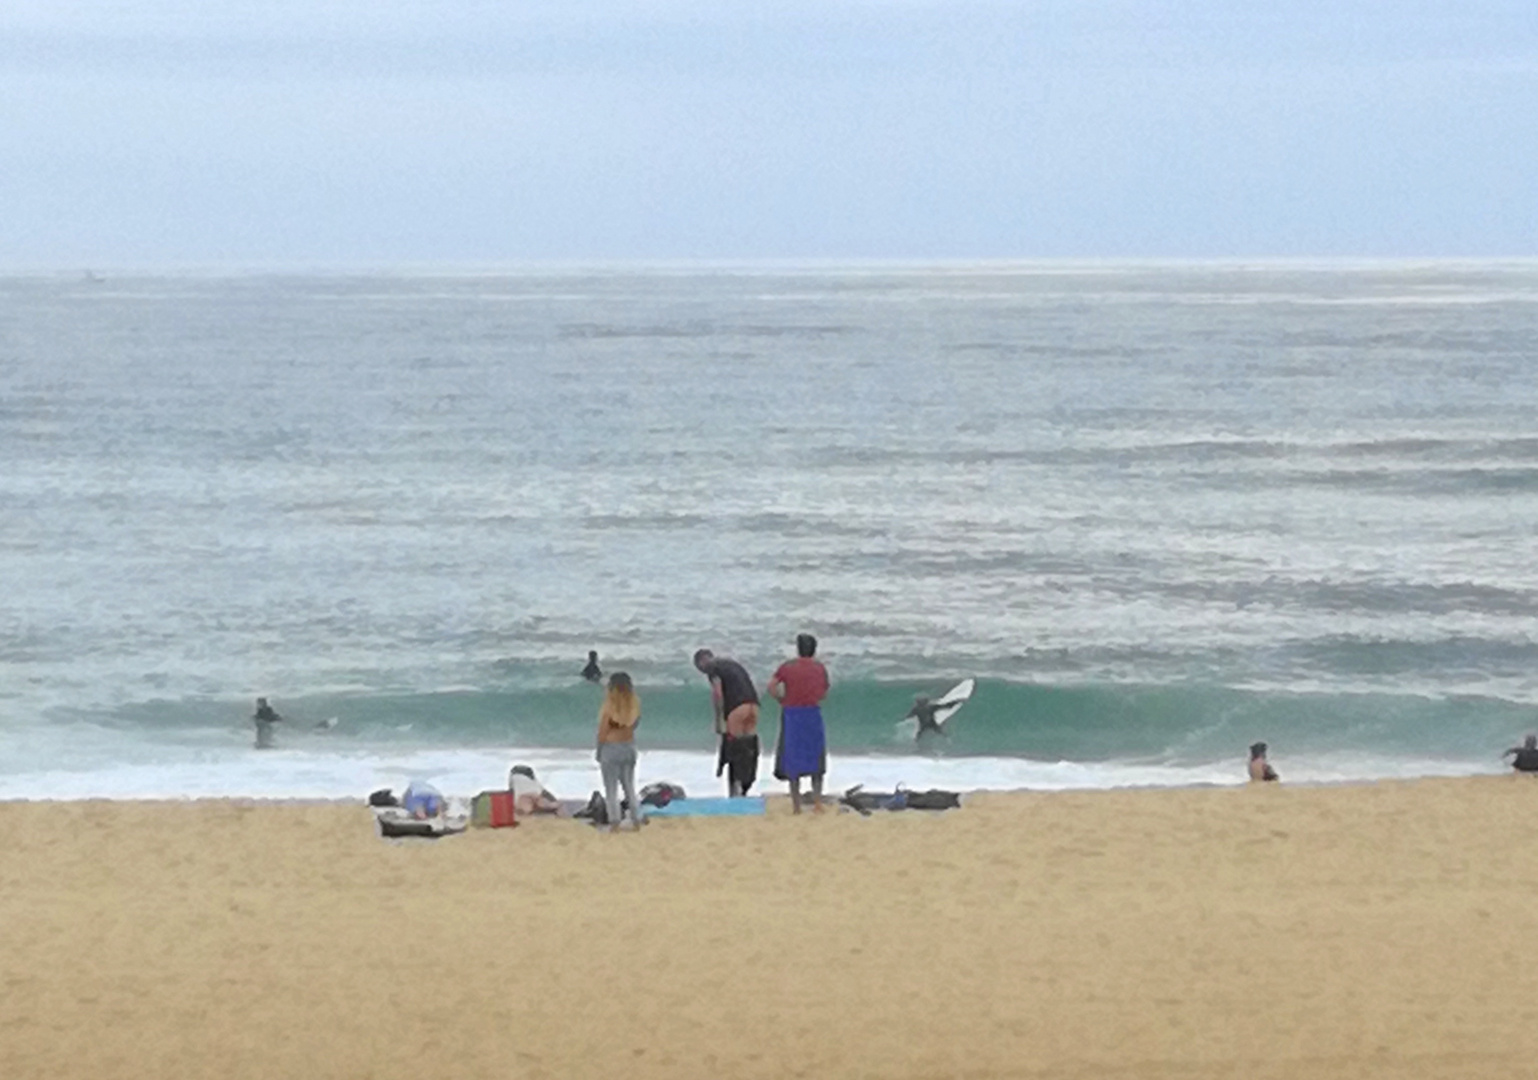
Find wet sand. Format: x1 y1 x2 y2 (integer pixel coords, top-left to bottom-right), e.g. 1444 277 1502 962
4 777 1538 1079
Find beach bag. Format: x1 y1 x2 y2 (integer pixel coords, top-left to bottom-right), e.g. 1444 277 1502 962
573 791 609 825
901 788 962 811
640 781 686 808
486 791 517 828
472 790 519 828
368 788 398 808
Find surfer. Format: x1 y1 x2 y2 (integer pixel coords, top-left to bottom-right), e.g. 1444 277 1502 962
1502 734 1538 773
693 648 761 797
767 633 830 814
907 695 949 740
1248 742 1279 782
252 697 283 749
581 650 602 683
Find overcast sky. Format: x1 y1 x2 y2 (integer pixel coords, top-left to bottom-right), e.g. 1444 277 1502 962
2 0 1535 266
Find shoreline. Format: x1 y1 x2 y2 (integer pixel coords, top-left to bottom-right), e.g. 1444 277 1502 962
7 776 1538 1078
0 757 1515 805
0 743 1508 803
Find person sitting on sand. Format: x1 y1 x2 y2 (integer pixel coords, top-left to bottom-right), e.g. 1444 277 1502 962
907 695 949 740
1503 734 1538 773
1248 742 1279 782
508 764 561 815
581 650 602 683
252 697 283 749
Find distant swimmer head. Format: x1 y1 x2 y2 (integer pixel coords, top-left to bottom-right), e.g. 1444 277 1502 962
796 633 817 658
256 697 268 707
587 650 598 662
510 764 536 781
1249 742 1268 758
914 695 931 707
1526 734 1537 751
692 648 714 672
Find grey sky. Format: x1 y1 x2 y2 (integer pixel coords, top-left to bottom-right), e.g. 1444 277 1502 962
3 1 1535 265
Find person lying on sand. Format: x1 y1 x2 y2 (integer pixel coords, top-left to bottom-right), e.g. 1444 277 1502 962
1248 742 1279 782
402 782 445 819
508 764 562 815
1503 734 1538 773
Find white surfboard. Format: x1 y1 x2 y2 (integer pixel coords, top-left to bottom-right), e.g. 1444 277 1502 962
929 677 975 726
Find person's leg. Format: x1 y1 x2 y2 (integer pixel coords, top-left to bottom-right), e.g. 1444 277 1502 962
620 757 641 827
811 773 824 813
726 736 745 797
789 776 802 813
739 735 759 797
600 755 621 829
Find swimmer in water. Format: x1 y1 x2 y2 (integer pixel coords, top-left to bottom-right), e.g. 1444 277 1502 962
252 697 283 749
581 650 602 683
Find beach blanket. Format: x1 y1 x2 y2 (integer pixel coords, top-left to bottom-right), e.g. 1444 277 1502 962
644 797 767 817
375 805 470 839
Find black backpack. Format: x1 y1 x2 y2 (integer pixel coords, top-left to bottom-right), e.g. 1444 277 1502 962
573 791 609 825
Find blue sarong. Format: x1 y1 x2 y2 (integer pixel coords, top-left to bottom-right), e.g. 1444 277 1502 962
777 705 826 780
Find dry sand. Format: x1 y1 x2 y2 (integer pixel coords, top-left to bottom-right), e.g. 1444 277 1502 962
4 777 1538 1079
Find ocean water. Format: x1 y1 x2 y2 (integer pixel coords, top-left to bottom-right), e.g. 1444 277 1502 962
3 261 1537 799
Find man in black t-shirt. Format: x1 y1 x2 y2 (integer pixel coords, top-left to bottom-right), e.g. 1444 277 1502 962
693 648 761 796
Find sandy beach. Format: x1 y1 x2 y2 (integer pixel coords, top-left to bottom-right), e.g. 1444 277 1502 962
5 777 1538 1079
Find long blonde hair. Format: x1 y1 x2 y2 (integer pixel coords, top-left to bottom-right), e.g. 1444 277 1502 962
601 672 640 726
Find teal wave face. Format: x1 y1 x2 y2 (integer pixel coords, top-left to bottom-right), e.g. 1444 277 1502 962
105 678 1536 766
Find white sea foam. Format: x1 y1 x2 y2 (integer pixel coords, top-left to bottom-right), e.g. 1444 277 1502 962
0 745 1501 802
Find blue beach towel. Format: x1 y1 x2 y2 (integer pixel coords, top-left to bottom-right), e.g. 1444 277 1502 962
777 705 826 780
644 797 767 817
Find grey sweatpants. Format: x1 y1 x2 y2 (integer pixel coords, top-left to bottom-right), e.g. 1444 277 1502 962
597 741 641 826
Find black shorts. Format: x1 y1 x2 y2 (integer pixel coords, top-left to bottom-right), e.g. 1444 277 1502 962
717 734 760 795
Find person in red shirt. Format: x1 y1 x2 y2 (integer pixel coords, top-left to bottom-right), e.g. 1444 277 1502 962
767 633 830 814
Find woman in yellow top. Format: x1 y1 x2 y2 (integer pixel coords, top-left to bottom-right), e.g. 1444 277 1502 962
596 672 643 830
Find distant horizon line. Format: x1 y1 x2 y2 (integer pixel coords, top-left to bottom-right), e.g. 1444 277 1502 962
5 255 1538 277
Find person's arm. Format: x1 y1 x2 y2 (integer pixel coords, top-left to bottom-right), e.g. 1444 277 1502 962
710 676 725 733
767 666 786 703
